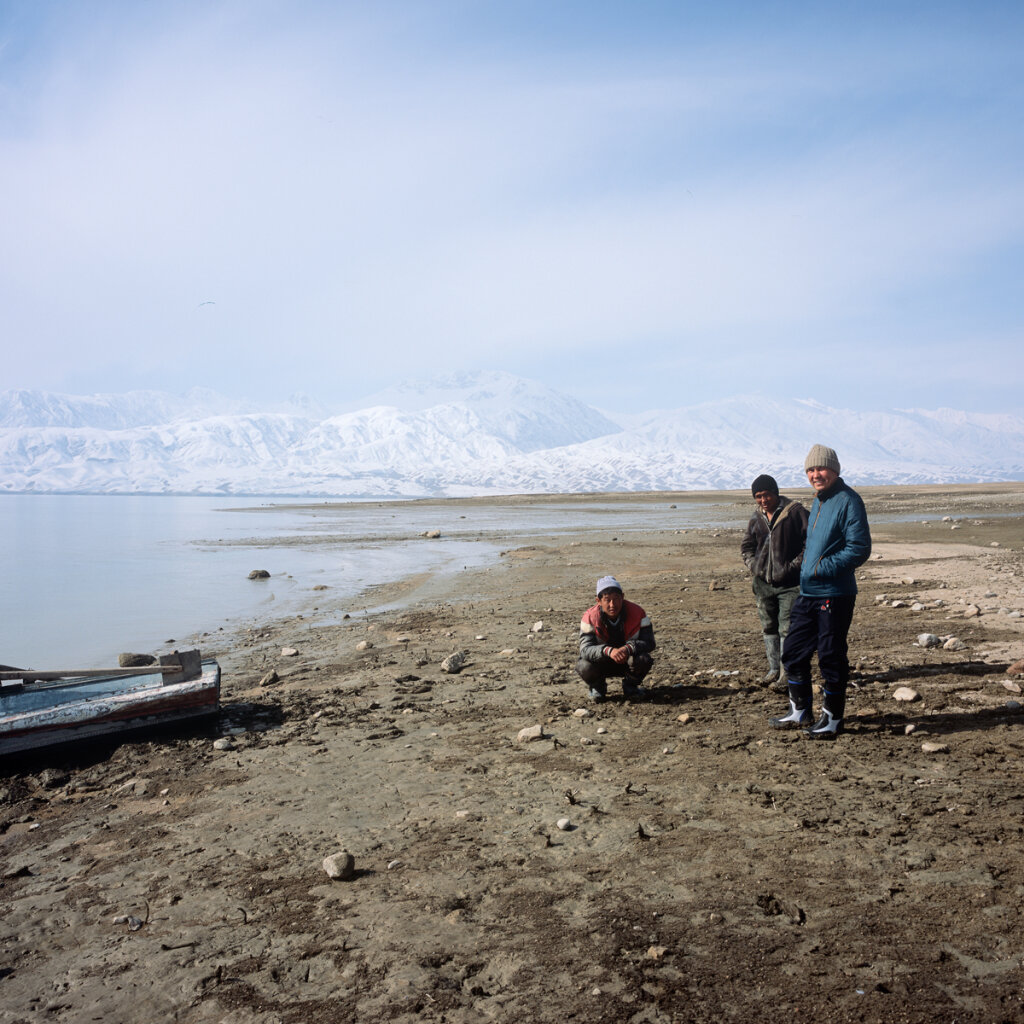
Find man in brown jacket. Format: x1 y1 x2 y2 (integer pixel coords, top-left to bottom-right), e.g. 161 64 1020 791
740 474 809 687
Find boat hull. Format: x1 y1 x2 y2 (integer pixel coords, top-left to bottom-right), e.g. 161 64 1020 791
0 660 220 756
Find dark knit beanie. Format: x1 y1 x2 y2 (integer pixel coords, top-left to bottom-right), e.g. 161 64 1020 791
804 444 840 474
750 474 779 497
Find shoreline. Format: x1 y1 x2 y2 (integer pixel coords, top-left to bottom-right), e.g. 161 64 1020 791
203 482 1024 669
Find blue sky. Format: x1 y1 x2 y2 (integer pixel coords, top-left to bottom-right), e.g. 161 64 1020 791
1 0 1022 413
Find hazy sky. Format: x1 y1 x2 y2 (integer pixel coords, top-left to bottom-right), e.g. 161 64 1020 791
2 1 1022 413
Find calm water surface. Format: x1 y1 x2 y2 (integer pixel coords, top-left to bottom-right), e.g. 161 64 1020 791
2 494 736 669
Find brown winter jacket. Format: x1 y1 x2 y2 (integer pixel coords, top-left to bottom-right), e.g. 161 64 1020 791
740 495 809 588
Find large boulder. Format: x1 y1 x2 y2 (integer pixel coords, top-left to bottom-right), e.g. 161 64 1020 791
118 653 156 667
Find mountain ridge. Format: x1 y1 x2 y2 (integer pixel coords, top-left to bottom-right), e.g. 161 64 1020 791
2 374 1021 496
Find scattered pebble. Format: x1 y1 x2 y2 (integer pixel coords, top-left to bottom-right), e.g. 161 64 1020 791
893 687 920 702
943 638 966 651
247 569 270 579
259 670 280 686
323 851 356 881
1007 659 1024 676
647 945 668 960
904 724 917 735
387 860 402 870
1002 680 1021 694
356 640 373 651
116 778 154 798
531 621 546 633
596 727 608 735
280 647 299 657
213 737 234 751
677 713 691 724
573 708 591 718
556 818 572 831
516 724 545 743
916 633 941 648
440 651 467 674
921 742 949 754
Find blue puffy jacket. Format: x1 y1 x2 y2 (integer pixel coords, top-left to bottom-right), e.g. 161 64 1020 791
800 478 871 597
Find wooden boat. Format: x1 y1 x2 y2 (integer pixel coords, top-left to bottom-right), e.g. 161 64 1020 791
0 649 220 756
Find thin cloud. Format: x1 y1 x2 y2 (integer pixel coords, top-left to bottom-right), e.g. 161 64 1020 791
1 1 1022 411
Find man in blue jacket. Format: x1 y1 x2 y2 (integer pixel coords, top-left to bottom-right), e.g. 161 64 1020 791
770 445 871 739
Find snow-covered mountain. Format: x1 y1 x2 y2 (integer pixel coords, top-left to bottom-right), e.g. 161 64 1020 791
1 373 1021 495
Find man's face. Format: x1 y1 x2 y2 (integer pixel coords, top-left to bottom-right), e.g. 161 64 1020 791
598 589 623 617
807 466 838 491
754 489 779 515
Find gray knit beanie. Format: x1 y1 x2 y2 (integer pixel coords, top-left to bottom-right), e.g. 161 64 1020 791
804 444 840 474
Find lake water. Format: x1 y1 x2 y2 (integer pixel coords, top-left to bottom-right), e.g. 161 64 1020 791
1 494 738 670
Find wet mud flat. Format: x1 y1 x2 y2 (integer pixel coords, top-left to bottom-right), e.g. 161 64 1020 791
2 484 1023 1024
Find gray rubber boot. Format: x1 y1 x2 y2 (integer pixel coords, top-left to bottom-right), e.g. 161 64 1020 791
772 664 789 693
770 682 814 729
761 633 781 685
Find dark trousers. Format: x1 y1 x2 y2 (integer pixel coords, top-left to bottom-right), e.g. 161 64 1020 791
782 594 856 694
576 653 652 693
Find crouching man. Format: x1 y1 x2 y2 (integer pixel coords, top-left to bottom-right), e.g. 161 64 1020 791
576 575 656 702
771 445 871 740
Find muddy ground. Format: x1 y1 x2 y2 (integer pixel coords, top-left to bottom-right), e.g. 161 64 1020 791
2 484 1023 1024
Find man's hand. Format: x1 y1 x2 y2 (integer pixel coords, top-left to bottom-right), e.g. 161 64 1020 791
608 646 630 664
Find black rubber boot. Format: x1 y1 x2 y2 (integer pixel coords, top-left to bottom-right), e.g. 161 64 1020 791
805 689 845 740
622 675 650 701
769 682 813 729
